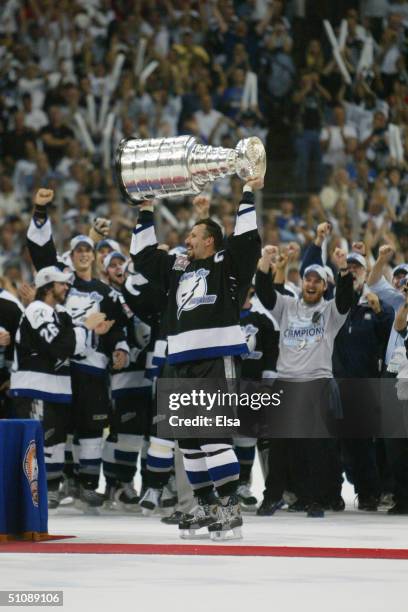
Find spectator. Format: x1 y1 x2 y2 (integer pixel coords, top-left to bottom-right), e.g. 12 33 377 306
40 106 74 168
1 110 36 169
320 104 358 179
293 71 331 192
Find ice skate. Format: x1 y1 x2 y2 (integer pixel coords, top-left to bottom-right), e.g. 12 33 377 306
74 486 105 515
208 495 243 541
47 489 60 512
236 482 257 512
103 484 119 511
161 510 186 525
115 482 141 513
160 475 178 515
179 496 219 539
59 476 79 506
139 487 161 516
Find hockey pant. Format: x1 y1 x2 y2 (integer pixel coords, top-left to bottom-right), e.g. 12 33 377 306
175 356 240 499
69 368 110 490
102 390 151 486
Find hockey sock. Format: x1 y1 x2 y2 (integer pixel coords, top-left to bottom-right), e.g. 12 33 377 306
102 433 144 485
180 448 213 499
202 443 240 498
233 437 256 483
76 434 104 490
63 434 77 480
44 441 65 489
145 437 175 489
140 436 149 489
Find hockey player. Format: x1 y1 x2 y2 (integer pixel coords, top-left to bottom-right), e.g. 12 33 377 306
255 246 353 517
9 265 110 508
0 281 24 418
26 189 130 509
235 284 279 510
130 175 263 539
100 250 156 511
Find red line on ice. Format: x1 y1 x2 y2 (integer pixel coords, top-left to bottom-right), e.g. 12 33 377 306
1 542 408 559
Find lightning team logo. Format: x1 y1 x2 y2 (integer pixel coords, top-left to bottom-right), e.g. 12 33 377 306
241 323 262 360
176 269 217 319
66 288 104 323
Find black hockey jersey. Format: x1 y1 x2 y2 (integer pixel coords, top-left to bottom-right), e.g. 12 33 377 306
240 305 279 379
27 215 129 375
131 192 261 365
0 289 23 385
10 300 92 403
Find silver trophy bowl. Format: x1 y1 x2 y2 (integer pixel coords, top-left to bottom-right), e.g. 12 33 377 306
116 135 266 205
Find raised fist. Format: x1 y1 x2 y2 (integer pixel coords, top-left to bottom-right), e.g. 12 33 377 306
258 245 278 273
333 247 347 269
193 195 211 220
315 222 331 246
34 189 54 207
378 244 394 263
352 241 366 256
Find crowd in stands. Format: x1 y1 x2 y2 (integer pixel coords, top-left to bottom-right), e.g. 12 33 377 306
0 0 408 289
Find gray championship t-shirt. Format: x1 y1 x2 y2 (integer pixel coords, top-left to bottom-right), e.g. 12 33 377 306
270 293 347 380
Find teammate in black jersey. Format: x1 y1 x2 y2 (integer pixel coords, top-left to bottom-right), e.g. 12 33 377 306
26 189 129 510
0 282 24 418
235 286 279 510
10 265 110 509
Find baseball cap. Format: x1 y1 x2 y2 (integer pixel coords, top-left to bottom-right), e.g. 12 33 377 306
35 266 73 289
103 251 127 271
96 238 121 253
323 265 335 284
347 253 367 268
392 263 408 276
304 264 328 283
70 235 94 252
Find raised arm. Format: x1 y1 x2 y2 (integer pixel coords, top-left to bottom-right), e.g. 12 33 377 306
130 202 175 294
300 222 331 277
367 244 394 288
26 189 58 271
332 248 354 314
225 176 263 295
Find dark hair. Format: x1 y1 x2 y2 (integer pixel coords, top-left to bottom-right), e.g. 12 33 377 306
193 219 224 252
35 281 54 301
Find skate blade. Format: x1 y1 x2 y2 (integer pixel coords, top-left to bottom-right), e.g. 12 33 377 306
210 526 243 541
59 496 76 506
118 502 143 514
102 501 119 512
74 499 101 516
179 528 210 540
141 506 158 517
240 504 257 513
160 506 176 518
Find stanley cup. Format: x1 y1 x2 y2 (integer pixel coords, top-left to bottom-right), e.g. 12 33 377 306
115 135 266 204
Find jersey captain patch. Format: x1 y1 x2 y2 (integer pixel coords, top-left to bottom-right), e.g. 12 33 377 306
176 268 217 319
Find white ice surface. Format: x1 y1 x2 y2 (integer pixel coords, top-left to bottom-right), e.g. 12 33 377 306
1 455 407 612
